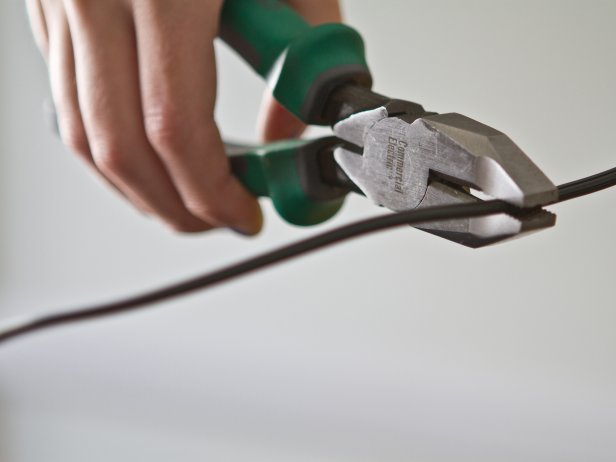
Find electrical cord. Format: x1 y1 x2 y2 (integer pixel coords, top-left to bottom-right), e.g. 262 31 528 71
556 167 616 202
1 167 615 346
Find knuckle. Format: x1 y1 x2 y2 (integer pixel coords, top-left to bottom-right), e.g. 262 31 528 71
184 199 226 225
59 122 90 158
185 172 236 219
183 173 239 224
65 0 100 16
90 140 132 178
144 108 186 154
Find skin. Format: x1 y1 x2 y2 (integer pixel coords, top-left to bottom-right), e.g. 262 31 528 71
26 0 342 235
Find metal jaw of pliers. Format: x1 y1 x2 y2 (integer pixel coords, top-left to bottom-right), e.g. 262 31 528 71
332 100 559 248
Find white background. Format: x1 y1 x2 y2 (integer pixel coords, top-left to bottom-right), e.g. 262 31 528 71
1 1 615 461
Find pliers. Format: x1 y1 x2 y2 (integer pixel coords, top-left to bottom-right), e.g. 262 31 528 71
48 0 558 248
219 0 558 248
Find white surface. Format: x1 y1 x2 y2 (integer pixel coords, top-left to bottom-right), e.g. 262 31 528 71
1 1 615 461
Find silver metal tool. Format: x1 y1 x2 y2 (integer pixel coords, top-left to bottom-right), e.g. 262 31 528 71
333 102 558 248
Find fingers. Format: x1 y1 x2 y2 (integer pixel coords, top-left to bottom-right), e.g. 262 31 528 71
258 93 306 142
33 1 142 210
25 0 49 56
258 0 342 142
43 4 91 164
63 0 212 232
133 0 262 235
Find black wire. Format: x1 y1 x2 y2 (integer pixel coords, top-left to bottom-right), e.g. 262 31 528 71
556 167 616 202
1 167 615 346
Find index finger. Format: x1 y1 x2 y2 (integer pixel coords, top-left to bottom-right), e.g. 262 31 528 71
133 0 262 235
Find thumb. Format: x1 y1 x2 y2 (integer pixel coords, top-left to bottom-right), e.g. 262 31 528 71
257 0 342 142
258 92 306 142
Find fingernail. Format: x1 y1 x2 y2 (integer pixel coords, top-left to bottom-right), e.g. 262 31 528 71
231 227 253 237
231 213 263 237
231 223 261 237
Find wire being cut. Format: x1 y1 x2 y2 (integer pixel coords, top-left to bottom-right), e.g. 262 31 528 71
0 166 614 346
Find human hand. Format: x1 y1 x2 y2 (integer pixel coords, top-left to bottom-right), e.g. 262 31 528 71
26 0 341 235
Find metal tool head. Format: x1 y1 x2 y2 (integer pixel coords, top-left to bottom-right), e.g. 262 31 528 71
333 104 558 247
415 180 556 248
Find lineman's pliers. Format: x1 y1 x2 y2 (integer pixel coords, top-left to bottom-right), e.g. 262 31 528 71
218 0 558 248
47 0 558 248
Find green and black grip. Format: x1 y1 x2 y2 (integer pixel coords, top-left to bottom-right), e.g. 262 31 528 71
218 0 373 225
220 0 373 125
227 137 348 226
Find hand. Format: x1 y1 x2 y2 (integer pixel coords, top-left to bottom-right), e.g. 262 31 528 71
26 0 341 235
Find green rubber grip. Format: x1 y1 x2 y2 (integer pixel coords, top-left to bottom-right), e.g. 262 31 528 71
220 0 372 125
226 139 346 226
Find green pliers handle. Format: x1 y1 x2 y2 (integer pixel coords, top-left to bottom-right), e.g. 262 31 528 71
227 137 349 226
220 0 372 125
218 0 374 226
